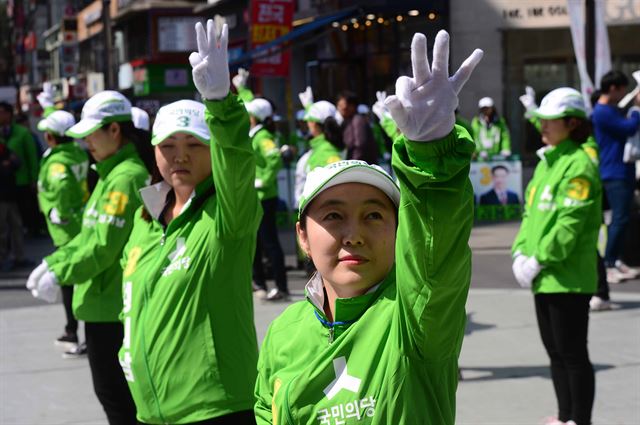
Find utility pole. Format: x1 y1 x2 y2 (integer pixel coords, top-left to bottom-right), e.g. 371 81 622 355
585 0 596 84
102 0 115 89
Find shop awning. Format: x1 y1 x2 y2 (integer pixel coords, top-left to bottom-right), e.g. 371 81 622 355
230 7 360 67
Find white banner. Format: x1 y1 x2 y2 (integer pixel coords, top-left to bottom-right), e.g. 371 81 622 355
595 0 612 88
567 0 595 112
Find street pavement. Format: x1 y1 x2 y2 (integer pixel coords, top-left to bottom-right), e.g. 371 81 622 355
1 222 639 425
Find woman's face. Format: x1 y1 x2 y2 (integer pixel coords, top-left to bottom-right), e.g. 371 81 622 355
297 183 397 297
307 121 321 137
84 123 122 161
155 132 211 191
540 118 571 146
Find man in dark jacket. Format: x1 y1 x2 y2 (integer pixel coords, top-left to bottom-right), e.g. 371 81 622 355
337 91 378 164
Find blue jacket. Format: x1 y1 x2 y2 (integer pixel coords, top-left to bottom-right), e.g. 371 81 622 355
591 103 639 181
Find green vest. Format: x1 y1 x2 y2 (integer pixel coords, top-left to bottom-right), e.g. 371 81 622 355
256 128 475 424
471 115 511 156
37 142 89 247
45 143 149 322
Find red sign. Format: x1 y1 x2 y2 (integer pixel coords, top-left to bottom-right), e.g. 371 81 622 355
250 0 294 77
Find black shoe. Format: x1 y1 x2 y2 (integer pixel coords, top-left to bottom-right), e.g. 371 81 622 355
62 342 87 359
54 332 78 349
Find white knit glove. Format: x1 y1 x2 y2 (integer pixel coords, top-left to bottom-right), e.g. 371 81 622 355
384 31 483 142
512 254 542 288
33 270 59 303
37 82 54 109
26 261 49 291
519 86 537 116
232 67 249 90
372 90 391 122
188 20 230 100
298 86 314 109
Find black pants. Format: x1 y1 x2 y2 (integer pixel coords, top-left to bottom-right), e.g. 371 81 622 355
85 322 137 425
139 410 256 425
535 294 594 425
61 285 78 335
595 252 609 301
253 197 288 292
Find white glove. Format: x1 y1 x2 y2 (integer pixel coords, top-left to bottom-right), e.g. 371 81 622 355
48 208 66 225
255 179 264 189
232 67 249 90
26 261 49 291
32 271 59 303
384 31 483 142
188 20 230 100
511 254 529 288
372 90 391 122
37 82 54 109
512 254 542 288
519 86 537 115
298 86 314 109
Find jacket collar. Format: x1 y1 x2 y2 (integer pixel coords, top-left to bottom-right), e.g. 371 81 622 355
309 134 326 149
42 142 76 159
305 268 393 327
538 139 575 166
139 177 213 221
93 143 138 179
249 124 263 138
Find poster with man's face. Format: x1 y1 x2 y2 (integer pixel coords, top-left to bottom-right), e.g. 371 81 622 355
469 160 523 220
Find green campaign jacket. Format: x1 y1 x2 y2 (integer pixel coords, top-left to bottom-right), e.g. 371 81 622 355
118 94 262 424
1 123 38 186
471 115 511 156
306 134 343 171
512 139 602 294
255 127 475 425
37 142 89 247
45 143 148 322
253 126 282 201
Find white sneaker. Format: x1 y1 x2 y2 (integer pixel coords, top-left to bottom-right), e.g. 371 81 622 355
606 267 625 284
565 421 577 425
589 296 612 312
542 417 565 425
615 260 639 280
253 288 268 300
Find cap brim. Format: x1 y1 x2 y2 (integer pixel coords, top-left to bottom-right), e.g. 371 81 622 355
65 118 103 138
36 119 50 132
299 165 400 218
151 128 210 146
531 106 587 120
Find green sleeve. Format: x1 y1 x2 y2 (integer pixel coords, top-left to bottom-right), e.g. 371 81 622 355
236 86 255 104
46 174 142 285
511 179 535 256
254 329 274 424
535 165 599 265
392 127 474 361
380 116 398 140
499 118 511 152
43 106 57 118
204 94 262 238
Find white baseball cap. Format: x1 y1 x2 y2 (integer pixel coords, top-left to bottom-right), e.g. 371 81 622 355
66 90 132 138
298 160 400 218
304 101 337 123
532 87 587 120
151 100 210 146
245 98 273 122
131 107 150 131
37 110 76 137
478 97 494 108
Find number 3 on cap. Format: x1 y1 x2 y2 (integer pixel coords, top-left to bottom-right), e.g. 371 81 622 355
104 191 129 215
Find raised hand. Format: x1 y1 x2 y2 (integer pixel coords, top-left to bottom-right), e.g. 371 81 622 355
372 90 390 122
232 67 250 90
37 82 54 109
519 86 537 115
385 31 483 142
189 20 230 100
298 86 314 109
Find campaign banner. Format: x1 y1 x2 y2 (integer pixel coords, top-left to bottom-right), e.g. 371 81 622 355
250 0 294 77
470 159 523 221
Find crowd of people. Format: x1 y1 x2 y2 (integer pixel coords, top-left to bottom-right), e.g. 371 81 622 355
0 18 638 425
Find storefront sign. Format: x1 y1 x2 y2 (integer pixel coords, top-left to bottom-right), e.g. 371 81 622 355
133 63 195 96
250 0 294 77
157 17 200 52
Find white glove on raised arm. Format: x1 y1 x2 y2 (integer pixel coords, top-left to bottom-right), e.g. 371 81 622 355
189 20 230 100
519 86 537 116
232 67 249 90
298 86 314 109
372 90 391 122
37 82 54 109
384 31 483 142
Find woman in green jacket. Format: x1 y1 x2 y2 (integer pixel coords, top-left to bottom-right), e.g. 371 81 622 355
118 22 261 425
255 31 483 424
27 90 154 425
512 88 602 425
471 96 511 159
35 109 89 352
